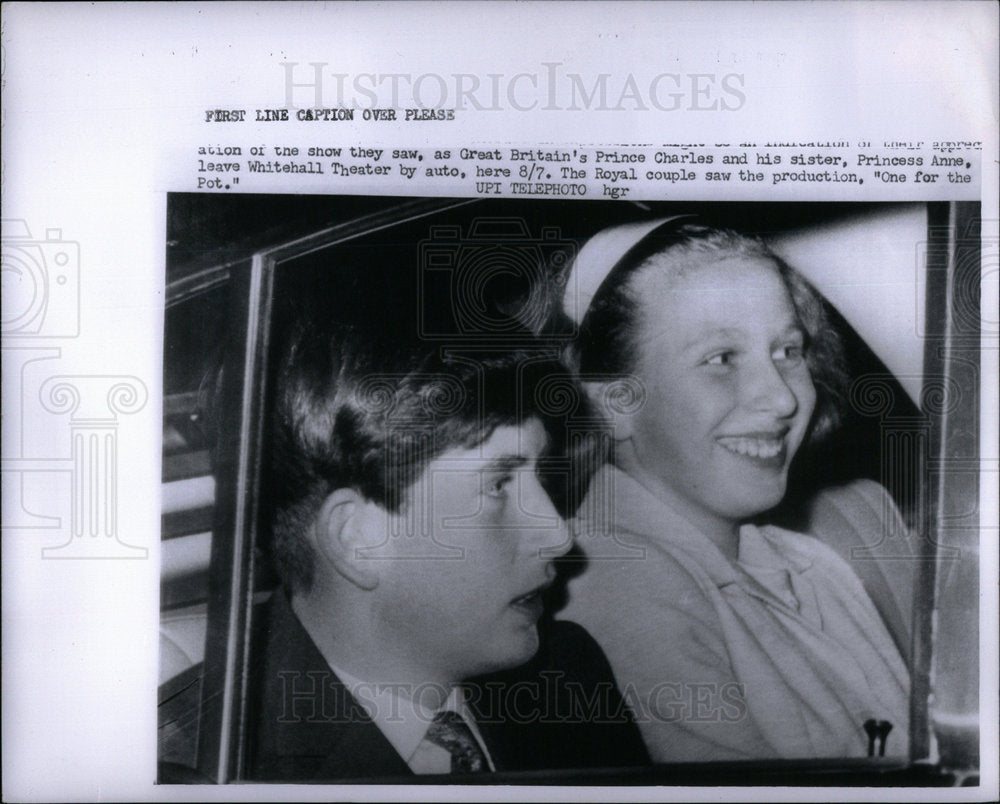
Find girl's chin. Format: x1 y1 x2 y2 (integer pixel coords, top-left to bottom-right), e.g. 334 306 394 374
707 475 790 521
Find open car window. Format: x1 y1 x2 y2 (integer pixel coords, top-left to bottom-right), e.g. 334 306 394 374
159 197 981 786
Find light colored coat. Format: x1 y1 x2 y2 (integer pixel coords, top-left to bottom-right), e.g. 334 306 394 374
561 465 912 762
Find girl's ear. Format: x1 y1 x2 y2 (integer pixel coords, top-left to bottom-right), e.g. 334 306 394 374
582 380 637 442
312 488 380 590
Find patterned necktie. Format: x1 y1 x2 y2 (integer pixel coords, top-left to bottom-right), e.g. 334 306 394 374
423 710 488 773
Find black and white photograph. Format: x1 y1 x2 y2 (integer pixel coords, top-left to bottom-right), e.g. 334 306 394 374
159 196 982 785
3 3 997 801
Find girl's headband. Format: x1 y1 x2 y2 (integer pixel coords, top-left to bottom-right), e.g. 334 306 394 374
561 215 692 325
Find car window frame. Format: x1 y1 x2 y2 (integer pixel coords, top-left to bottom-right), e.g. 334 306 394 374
193 198 479 783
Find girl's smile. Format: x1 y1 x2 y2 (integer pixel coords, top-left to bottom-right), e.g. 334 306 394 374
716 430 788 466
612 254 817 548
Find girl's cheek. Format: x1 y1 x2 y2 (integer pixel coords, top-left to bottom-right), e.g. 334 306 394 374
795 374 818 415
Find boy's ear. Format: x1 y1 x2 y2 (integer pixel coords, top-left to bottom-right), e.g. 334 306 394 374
312 488 380 591
582 380 635 441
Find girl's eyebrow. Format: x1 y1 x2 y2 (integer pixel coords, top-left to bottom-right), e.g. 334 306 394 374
772 322 807 343
677 322 805 354
680 326 746 351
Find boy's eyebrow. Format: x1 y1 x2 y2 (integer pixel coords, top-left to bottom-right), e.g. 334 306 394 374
482 454 529 473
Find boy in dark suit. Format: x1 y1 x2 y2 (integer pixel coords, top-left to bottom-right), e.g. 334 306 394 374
247 319 648 780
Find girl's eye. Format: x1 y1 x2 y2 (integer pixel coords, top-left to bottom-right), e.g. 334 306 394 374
774 343 805 363
705 352 734 366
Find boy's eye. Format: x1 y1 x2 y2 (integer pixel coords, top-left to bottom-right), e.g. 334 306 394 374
484 474 513 499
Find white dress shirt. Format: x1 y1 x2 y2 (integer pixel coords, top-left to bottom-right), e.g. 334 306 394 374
330 663 495 774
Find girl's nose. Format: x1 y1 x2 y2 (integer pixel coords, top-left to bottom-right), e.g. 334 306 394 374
746 359 799 418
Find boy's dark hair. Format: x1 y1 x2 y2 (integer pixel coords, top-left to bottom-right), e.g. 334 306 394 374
569 223 849 449
267 317 576 594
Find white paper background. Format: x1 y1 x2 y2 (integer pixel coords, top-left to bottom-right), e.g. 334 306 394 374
2 2 997 801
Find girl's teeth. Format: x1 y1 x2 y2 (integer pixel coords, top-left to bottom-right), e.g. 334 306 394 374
719 438 782 458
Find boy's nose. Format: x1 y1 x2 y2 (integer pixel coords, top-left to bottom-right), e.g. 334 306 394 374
539 516 573 559
521 475 573 558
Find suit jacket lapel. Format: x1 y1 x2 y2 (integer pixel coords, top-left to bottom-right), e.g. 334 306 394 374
310 710 413 780
252 590 413 781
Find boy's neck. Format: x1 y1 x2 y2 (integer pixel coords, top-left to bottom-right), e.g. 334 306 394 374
291 590 456 707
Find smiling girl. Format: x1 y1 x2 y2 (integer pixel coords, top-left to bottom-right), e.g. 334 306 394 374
557 219 910 762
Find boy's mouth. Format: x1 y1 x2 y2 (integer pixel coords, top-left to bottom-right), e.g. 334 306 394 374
510 581 552 618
